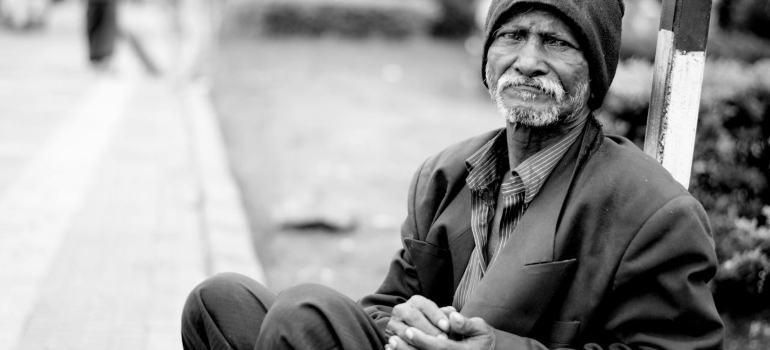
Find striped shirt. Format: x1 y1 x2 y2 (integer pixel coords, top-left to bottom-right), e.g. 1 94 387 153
452 121 585 310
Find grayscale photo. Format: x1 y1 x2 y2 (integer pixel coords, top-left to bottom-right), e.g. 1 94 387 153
1 0 769 349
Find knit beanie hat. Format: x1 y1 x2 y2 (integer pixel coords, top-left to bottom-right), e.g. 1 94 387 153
481 0 625 110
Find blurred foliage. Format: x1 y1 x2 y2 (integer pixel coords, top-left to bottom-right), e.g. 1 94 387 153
617 0 770 63
618 0 659 61
221 0 483 40
431 0 476 38
717 0 770 40
712 219 770 315
222 0 438 39
603 58 770 252
693 60 770 222
708 29 770 63
601 56 770 344
262 3 426 39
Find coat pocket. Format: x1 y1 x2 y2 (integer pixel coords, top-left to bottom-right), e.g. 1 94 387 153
461 259 578 336
403 238 454 306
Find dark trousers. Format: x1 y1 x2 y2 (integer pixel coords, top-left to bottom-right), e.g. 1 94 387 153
86 0 118 63
181 273 389 350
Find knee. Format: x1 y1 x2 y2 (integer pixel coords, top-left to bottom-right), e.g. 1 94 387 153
257 284 379 348
182 273 273 350
182 273 263 323
185 273 248 306
278 283 350 310
264 283 350 326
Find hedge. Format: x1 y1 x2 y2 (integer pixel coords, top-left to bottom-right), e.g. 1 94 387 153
717 0 770 40
707 29 770 63
616 0 770 64
600 58 770 328
221 0 439 39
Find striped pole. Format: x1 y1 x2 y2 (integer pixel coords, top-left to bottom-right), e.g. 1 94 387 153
644 0 712 188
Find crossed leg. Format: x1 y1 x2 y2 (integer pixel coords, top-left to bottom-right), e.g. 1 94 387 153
181 272 389 350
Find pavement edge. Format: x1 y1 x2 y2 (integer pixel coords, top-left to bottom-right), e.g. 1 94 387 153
183 80 267 284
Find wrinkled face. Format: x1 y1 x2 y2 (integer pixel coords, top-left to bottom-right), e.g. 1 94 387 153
486 9 591 127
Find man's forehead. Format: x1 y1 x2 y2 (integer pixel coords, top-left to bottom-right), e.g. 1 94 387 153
502 12 573 32
499 7 573 30
498 7 584 46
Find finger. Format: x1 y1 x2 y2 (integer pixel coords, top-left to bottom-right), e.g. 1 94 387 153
389 319 428 347
395 303 444 336
409 296 451 333
393 320 448 343
440 306 457 315
389 335 420 350
393 302 438 334
403 327 452 350
448 312 489 337
439 306 457 321
386 319 409 337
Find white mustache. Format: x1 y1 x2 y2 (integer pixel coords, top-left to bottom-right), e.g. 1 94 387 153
496 74 566 102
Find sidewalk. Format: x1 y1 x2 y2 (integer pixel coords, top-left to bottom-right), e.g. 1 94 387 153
0 2 263 349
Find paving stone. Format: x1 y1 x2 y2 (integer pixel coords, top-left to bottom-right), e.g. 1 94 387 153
0 1 262 348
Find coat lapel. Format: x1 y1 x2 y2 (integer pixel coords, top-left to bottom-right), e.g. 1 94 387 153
460 121 593 335
504 127 584 266
439 185 475 291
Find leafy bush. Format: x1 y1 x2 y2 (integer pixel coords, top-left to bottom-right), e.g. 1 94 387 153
221 0 438 39
263 3 429 39
616 0 770 64
431 0 476 38
618 0 659 62
222 0 481 40
713 216 770 350
601 58 770 323
712 218 770 315
693 59 770 222
707 29 770 63
717 0 770 40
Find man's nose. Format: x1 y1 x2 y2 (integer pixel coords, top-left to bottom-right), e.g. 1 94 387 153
512 41 548 77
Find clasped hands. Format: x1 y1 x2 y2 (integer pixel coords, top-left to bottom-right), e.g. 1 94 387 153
385 295 495 350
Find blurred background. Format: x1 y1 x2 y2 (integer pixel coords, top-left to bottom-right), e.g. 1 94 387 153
1 0 769 349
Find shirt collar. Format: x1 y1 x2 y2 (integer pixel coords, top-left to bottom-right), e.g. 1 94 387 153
465 120 586 203
465 129 508 192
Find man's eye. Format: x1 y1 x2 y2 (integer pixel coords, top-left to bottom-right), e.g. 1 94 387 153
499 31 525 41
545 38 568 47
544 38 576 50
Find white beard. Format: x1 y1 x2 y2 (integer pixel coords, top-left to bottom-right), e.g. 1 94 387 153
488 68 589 128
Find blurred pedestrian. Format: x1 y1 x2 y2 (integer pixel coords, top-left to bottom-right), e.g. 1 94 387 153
168 0 216 79
86 0 117 70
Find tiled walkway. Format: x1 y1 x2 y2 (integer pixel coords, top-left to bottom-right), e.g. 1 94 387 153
0 2 263 349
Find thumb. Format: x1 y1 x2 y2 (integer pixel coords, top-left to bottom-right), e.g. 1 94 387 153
449 312 488 337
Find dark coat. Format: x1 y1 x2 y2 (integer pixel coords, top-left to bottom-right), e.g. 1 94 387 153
359 118 723 349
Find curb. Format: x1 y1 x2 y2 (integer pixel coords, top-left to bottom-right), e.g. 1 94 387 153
183 80 267 284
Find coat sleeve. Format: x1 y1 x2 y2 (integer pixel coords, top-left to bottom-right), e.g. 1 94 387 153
358 160 428 331
592 194 724 349
484 195 724 350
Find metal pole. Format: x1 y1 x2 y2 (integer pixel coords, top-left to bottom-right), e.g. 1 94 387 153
644 0 712 188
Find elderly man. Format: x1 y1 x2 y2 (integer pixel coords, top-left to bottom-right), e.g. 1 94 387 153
181 0 724 349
